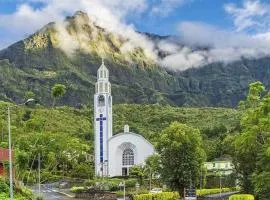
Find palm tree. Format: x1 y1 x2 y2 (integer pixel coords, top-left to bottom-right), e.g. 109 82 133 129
51 84 66 107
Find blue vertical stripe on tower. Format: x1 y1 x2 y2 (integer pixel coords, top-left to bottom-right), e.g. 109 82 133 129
96 114 106 163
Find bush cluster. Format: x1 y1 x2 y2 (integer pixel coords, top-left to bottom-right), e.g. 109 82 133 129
197 188 232 196
70 186 85 193
229 194 254 200
0 178 32 200
0 178 9 193
133 192 179 200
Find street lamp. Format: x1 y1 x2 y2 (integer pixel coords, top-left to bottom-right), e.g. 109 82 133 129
8 98 35 200
119 181 125 200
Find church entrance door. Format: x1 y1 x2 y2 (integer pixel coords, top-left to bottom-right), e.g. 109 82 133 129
122 167 128 176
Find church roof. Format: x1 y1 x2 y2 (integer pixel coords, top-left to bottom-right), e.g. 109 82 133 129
108 132 154 147
98 58 108 71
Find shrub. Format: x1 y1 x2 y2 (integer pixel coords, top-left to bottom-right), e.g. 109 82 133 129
0 178 9 193
71 163 94 179
229 194 255 200
36 196 44 200
125 179 137 188
133 192 179 200
197 188 232 196
70 186 85 193
20 187 33 197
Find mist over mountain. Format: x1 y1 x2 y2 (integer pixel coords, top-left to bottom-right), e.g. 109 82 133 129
0 11 269 107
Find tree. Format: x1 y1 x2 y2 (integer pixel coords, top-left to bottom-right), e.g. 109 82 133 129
155 122 206 195
129 165 147 184
145 154 161 179
24 91 35 101
51 84 66 107
233 81 270 196
71 163 94 179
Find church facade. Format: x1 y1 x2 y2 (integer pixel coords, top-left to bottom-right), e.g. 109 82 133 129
94 60 154 177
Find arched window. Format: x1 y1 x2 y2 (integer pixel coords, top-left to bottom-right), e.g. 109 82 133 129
98 95 105 106
122 149 134 166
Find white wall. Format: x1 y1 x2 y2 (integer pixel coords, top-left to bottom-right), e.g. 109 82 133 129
108 132 154 177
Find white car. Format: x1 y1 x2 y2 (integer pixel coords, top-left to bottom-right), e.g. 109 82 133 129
150 188 162 194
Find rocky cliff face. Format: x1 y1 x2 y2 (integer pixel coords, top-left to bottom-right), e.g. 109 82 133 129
0 11 269 107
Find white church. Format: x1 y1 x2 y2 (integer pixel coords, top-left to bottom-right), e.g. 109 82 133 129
94 60 155 177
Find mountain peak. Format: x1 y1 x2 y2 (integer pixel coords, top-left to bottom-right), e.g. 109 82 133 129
65 10 91 25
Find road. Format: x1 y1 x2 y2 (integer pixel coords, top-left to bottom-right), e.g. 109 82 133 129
32 184 73 200
204 191 239 198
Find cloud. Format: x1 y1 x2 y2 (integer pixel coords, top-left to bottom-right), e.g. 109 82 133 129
224 0 270 32
151 0 189 16
158 21 270 70
0 0 149 49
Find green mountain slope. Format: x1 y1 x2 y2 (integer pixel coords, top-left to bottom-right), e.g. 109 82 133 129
0 11 269 107
0 102 237 181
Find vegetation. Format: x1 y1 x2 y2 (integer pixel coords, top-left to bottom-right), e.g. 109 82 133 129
0 12 269 107
230 82 270 199
133 192 179 200
155 122 206 195
0 101 237 183
229 194 255 200
197 188 233 196
0 80 268 199
51 84 66 107
0 177 33 200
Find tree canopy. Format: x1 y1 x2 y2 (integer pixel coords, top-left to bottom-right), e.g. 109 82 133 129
232 81 270 199
155 122 206 195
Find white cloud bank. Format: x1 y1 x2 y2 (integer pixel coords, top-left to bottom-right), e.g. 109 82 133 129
159 20 270 70
160 0 270 70
224 0 270 32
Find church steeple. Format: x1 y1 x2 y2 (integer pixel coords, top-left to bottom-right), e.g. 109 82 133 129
94 58 113 177
97 58 109 80
95 58 111 94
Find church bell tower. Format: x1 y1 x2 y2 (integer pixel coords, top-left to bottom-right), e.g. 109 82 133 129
94 59 112 177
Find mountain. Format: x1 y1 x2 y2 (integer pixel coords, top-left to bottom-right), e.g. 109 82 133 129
0 11 269 107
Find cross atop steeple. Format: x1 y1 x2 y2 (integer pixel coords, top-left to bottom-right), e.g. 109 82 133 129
102 57 104 65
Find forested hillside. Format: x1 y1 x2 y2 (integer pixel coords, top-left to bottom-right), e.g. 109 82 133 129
0 102 237 182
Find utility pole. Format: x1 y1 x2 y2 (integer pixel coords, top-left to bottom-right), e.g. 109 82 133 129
219 171 222 198
149 168 152 191
200 166 202 190
123 181 126 200
38 153 41 196
8 106 13 200
7 99 35 200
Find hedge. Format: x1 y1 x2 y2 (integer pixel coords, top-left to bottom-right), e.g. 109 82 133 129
133 192 179 200
197 188 232 196
229 194 254 200
70 186 85 193
0 193 29 200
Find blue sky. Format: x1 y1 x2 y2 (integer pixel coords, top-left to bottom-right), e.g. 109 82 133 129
0 0 240 37
132 0 235 35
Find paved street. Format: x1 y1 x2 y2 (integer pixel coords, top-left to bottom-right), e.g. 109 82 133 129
204 191 239 198
32 185 74 200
